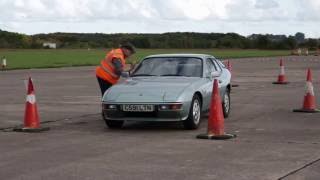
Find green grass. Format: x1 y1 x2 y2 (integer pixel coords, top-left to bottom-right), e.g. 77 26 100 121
0 49 291 70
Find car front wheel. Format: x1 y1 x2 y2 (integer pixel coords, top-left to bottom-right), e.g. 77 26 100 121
183 95 202 130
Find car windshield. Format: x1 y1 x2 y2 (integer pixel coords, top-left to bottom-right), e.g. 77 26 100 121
132 57 202 77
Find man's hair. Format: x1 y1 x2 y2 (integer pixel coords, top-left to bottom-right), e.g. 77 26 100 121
120 43 136 54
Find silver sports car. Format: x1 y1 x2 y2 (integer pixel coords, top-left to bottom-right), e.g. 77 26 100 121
102 54 231 129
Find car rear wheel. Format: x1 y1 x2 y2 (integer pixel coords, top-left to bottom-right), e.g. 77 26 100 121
183 95 201 130
222 88 231 118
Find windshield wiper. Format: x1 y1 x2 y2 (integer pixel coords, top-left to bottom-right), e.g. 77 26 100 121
131 74 157 77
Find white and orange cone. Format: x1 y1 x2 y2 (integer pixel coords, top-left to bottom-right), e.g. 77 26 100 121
293 69 319 113
1 58 6 70
273 59 289 84
14 77 49 132
197 79 236 140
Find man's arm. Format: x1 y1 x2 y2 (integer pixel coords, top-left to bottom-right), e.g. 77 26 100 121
112 58 123 76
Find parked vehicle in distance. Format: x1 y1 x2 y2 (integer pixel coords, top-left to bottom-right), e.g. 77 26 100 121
102 54 231 129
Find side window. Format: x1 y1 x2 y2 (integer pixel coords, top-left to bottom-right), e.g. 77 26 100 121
216 59 226 68
212 59 222 72
206 58 217 72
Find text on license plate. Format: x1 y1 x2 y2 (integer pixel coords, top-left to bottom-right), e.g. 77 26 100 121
122 105 154 112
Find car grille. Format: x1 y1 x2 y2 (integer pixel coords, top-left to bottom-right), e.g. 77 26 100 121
103 105 182 119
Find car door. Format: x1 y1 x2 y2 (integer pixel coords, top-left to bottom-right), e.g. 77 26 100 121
202 58 221 110
212 58 226 85
211 58 228 98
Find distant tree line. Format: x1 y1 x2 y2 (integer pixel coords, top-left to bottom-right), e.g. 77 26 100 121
0 29 319 50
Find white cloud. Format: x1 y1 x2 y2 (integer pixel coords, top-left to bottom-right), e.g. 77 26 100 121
255 0 279 9
295 0 320 21
0 0 319 37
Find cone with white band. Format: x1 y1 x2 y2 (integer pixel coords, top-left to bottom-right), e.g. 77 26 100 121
1 57 6 70
273 59 289 84
14 77 49 132
227 60 232 72
293 69 320 113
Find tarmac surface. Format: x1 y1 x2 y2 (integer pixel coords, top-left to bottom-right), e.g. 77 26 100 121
1 56 320 180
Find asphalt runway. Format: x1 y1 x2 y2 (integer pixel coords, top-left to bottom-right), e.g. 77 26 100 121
1 56 320 180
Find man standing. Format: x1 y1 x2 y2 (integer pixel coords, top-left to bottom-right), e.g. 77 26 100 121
96 43 136 95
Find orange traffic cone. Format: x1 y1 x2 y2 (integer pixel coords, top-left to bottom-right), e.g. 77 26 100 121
197 79 236 140
273 59 289 84
14 77 49 132
226 60 232 72
226 60 239 87
293 69 320 113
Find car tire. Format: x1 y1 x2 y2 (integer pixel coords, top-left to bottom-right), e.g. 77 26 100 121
222 88 231 118
102 112 124 129
183 95 202 130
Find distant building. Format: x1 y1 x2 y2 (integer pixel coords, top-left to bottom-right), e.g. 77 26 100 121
43 42 57 49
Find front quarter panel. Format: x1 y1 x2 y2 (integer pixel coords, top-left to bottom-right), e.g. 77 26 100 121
176 78 209 116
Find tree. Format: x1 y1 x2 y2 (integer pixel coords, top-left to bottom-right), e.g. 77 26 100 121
285 36 297 49
295 32 305 44
254 35 271 49
0 29 318 50
305 39 318 50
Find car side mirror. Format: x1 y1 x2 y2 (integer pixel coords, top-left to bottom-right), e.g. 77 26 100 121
205 71 219 79
211 71 220 78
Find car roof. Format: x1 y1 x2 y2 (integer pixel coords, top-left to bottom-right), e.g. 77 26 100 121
145 54 215 59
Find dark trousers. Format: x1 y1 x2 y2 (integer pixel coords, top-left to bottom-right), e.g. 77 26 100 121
96 76 113 96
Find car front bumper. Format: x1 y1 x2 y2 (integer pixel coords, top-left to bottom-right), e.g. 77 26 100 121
102 103 189 122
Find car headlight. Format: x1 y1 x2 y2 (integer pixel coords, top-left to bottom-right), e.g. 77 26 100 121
103 104 118 110
158 103 183 111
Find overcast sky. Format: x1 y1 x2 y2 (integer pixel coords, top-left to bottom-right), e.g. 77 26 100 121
0 0 319 38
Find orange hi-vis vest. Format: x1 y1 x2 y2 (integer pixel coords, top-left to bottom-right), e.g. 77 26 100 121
96 49 126 84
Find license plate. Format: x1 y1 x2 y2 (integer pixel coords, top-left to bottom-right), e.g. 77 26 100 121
122 104 154 112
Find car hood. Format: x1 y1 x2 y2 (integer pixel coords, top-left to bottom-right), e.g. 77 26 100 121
103 77 199 103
